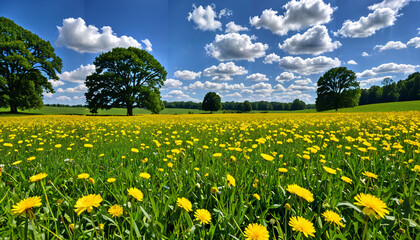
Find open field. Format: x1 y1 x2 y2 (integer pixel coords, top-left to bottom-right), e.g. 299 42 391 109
0 100 419 116
0 112 419 239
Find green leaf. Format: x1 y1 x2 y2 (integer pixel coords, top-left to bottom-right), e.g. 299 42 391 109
337 202 362 213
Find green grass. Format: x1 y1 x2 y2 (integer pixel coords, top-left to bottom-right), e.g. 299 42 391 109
0 100 419 116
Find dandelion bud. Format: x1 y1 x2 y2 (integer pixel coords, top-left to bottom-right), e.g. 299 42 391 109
285 203 291 211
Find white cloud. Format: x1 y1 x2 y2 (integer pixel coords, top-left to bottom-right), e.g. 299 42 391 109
164 79 183 88
57 84 88 93
368 0 410 11
56 17 142 53
187 4 222 31
174 70 201 80
335 8 397 38
274 84 287 91
205 33 268 61
374 41 407 51
225 92 242 98
362 52 370 57
225 21 248 33
188 81 245 92
275 72 297 83
277 56 341 75
263 53 281 64
56 96 72 101
58 64 96 84
279 25 341 55
164 90 199 101
250 82 274 94
142 39 152 51
250 0 335 36
407 37 420 48
294 78 313 86
43 92 53 98
288 84 316 91
49 79 65 87
203 62 248 81
246 73 269 82
357 63 419 78
358 75 393 87
347 60 358 65
218 8 232 18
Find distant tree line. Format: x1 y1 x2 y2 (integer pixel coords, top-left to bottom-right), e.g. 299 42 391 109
163 99 314 111
359 72 420 105
44 104 87 107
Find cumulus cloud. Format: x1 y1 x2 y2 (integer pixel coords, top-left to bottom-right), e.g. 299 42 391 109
250 0 335 36
188 81 245 92
358 75 393 88
225 21 248 33
141 39 153 51
205 33 268 61
56 96 72 101
335 8 397 38
275 72 297 83
374 41 407 51
58 64 96 84
56 17 142 53
263 53 281 64
357 63 419 78
368 0 410 11
225 92 242 98
203 62 248 81
279 25 341 55
49 79 65 87
407 37 420 48
362 52 370 57
43 92 53 98
164 90 199 101
347 60 358 65
250 82 274 94
187 4 222 31
274 84 287 91
246 73 269 82
57 84 88 93
277 56 341 75
174 70 201 80
164 79 183 88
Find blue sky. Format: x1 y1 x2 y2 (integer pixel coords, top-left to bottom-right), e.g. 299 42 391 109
1 0 419 104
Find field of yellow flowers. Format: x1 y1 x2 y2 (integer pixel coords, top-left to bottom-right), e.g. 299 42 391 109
0 112 419 239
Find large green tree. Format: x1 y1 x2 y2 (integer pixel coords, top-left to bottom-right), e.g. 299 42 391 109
202 92 222 113
85 47 166 115
0 17 63 113
316 67 360 111
242 100 252 112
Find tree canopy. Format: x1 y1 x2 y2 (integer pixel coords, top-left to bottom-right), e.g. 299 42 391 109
0 17 63 113
202 92 222 113
315 67 360 111
242 100 252 112
85 47 166 115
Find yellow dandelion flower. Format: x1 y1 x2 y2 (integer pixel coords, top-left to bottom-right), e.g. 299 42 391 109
227 174 236 187
213 153 222 157
139 172 151 179
107 178 116 183
302 154 310 160
411 165 420 173
354 193 389 219
244 223 269 240
362 171 378 179
127 187 143 201
177 197 192 212
108 204 123 217
12 196 42 218
12 161 22 165
289 216 316 238
74 194 103 215
211 187 218 194
168 162 173 168
323 166 337 175
89 178 95 184
322 210 345 227
260 153 274 161
194 209 211 224
131 148 139 153
29 173 48 182
341 176 353 184
253 194 261 201
278 168 288 173
84 144 93 148
285 203 291 211
55 144 62 148
78 173 90 179
286 184 314 202
27 156 36 162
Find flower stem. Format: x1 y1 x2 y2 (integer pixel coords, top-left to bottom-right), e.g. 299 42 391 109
24 215 29 240
41 181 58 234
90 211 98 238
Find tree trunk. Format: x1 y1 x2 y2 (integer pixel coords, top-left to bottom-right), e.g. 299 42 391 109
127 107 133 116
10 104 18 113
